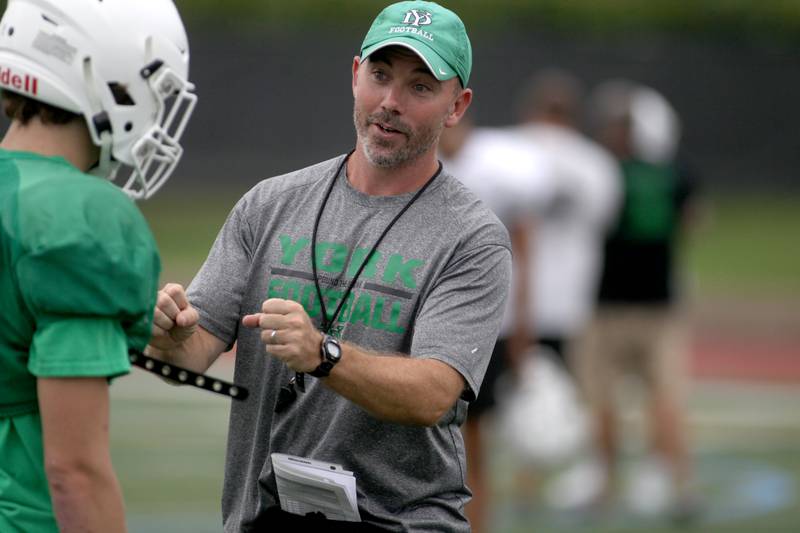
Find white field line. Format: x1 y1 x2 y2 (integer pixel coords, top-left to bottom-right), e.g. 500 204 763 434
620 409 800 431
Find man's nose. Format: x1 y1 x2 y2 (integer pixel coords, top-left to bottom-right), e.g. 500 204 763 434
380 83 404 114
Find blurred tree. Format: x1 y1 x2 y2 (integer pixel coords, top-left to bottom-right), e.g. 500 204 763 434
171 0 800 42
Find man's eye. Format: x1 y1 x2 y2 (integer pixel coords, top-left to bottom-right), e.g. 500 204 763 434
414 84 431 93
372 70 388 81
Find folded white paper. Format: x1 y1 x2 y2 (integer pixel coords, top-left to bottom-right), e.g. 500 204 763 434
271 453 361 522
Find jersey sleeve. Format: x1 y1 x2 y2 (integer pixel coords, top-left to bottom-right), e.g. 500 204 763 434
15 180 160 378
187 194 254 349
410 240 512 401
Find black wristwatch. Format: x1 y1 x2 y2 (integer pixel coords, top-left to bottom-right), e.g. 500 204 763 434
309 334 342 378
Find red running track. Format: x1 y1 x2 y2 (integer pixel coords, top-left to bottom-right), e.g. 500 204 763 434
691 336 800 383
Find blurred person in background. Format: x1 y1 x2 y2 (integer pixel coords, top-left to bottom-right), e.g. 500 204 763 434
146 2 513 531
508 68 621 510
572 79 701 522
513 68 621 377
0 0 196 531
438 113 554 533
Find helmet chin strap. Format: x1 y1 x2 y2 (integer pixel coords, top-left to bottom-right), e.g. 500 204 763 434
88 131 118 180
83 56 120 181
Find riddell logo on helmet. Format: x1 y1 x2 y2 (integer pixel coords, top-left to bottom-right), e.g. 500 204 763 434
0 66 38 96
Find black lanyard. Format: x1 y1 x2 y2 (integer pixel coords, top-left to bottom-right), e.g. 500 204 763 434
277 153 442 411
311 152 442 334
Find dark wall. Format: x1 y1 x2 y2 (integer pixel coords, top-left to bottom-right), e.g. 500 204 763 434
2 23 797 194
172 25 798 194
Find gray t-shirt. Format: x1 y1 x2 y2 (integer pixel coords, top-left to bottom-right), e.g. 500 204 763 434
188 154 511 532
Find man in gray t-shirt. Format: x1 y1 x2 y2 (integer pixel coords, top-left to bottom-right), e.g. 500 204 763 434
147 2 511 532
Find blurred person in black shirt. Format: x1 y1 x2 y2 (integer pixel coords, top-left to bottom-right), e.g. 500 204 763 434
568 79 701 523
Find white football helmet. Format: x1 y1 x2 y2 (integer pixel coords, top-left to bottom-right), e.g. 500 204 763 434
496 347 589 467
0 0 197 199
630 86 681 165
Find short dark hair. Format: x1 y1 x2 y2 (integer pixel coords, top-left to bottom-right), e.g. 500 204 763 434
2 90 81 126
515 68 584 126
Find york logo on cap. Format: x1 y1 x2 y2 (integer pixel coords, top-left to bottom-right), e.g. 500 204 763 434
402 10 432 27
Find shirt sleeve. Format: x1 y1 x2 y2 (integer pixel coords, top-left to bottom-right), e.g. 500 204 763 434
409 242 512 400
28 317 130 378
15 182 160 378
186 195 254 348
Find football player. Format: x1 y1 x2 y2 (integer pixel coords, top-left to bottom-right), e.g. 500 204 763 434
0 1 196 531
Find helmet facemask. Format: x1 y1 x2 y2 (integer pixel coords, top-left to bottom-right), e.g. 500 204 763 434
0 0 196 201
113 62 197 200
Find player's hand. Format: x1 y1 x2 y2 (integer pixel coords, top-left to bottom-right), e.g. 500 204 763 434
242 298 323 373
149 283 200 351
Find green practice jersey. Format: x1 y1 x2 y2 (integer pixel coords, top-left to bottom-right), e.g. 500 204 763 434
0 149 160 531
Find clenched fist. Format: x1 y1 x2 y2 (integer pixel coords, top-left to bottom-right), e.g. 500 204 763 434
242 298 323 373
150 283 200 351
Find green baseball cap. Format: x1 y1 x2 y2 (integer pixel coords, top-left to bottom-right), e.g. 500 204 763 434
360 1 472 87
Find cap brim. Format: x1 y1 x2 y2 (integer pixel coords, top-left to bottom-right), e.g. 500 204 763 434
361 37 457 83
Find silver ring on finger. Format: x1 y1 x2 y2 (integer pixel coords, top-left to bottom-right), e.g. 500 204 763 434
270 329 278 341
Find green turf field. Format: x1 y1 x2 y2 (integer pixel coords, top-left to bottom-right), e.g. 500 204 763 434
141 190 800 297
682 194 800 297
120 190 800 532
111 371 800 532
111 370 230 533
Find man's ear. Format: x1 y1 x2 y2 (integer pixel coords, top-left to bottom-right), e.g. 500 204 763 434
352 56 362 97
444 87 473 128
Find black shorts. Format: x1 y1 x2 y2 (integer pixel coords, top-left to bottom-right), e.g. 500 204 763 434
247 507 388 532
537 336 570 373
468 338 509 418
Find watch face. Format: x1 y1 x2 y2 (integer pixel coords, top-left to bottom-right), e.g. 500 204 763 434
325 339 342 362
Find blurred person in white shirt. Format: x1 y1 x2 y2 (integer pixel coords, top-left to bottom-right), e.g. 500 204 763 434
439 113 554 533
513 68 621 375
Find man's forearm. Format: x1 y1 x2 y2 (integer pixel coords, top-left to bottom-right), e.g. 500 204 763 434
146 326 224 374
39 377 127 533
243 298 465 425
323 344 465 426
509 219 533 370
48 465 126 533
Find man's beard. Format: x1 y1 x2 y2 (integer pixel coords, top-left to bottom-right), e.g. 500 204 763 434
354 107 445 169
